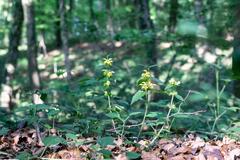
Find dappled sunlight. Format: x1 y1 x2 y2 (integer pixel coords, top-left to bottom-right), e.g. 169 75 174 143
0 0 240 159
159 42 173 50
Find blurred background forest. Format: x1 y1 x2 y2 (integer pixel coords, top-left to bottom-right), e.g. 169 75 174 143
0 0 240 151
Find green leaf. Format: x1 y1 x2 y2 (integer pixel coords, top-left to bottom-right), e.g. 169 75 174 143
97 136 114 147
175 95 184 101
106 112 120 119
229 127 240 132
29 104 50 111
131 90 145 105
40 93 48 102
129 112 142 116
189 91 206 102
43 136 67 146
100 149 112 157
16 151 32 160
227 107 240 112
126 152 141 159
116 99 129 108
66 133 77 140
146 112 163 118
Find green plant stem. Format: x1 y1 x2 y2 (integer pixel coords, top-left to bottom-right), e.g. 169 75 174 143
216 68 220 116
120 115 130 139
137 91 150 139
40 146 48 157
150 125 164 145
211 110 226 134
52 118 55 130
107 95 118 135
166 95 174 127
150 94 174 145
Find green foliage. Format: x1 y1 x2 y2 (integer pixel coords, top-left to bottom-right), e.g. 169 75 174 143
97 136 114 147
43 136 67 146
131 90 145 105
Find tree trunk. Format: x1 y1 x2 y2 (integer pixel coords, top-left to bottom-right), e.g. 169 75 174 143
0 0 23 110
55 0 62 48
22 0 41 98
59 0 72 82
232 1 240 98
194 0 205 25
127 0 138 28
168 0 178 32
136 0 158 76
89 0 97 22
106 0 114 39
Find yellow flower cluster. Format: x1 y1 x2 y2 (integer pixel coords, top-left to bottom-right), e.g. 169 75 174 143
141 70 152 79
103 58 113 67
139 70 154 91
140 81 154 91
103 70 114 78
104 80 111 87
102 57 114 96
168 78 180 86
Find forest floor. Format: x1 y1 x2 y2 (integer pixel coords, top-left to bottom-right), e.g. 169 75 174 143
0 127 240 159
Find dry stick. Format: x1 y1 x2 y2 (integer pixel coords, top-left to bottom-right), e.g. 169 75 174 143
106 120 160 132
34 122 44 146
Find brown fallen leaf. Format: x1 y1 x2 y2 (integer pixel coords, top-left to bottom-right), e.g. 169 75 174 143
226 148 240 160
203 145 224 160
114 153 128 160
158 139 172 145
168 154 185 160
114 138 123 146
172 145 192 155
141 151 161 160
162 143 176 153
194 152 206 160
57 148 84 159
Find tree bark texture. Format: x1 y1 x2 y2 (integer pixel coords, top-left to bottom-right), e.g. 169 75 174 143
22 0 41 91
232 1 240 98
136 0 158 75
168 0 178 32
0 0 23 109
59 0 72 82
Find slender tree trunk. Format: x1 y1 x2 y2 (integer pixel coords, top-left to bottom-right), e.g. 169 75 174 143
89 0 95 21
136 0 158 76
194 0 205 25
232 1 240 98
22 0 41 95
127 0 138 28
168 0 178 32
0 0 23 110
106 0 114 38
22 0 43 145
5 0 23 81
55 0 62 48
59 0 72 82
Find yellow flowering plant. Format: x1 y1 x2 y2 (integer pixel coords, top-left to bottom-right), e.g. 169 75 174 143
103 57 113 67
103 70 114 78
